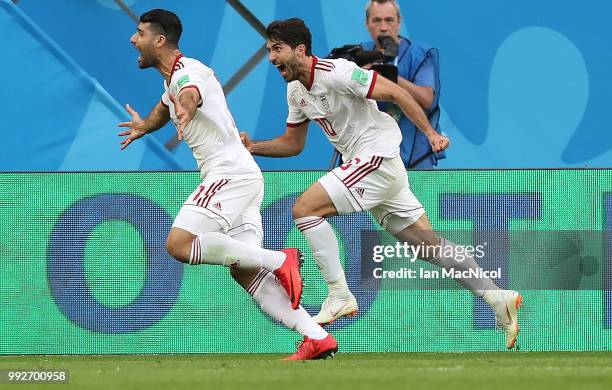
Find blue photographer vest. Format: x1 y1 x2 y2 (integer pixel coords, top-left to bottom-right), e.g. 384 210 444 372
362 36 444 168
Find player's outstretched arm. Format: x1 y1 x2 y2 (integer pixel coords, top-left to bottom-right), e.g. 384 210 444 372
396 76 434 110
240 121 309 157
117 101 170 150
369 75 450 153
169 88 200 140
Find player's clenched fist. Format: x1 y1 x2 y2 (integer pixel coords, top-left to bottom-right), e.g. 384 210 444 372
240 132 254 153
428 133 450 153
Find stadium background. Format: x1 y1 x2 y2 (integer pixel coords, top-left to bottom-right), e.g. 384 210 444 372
2 0 612 170
0 0 610 354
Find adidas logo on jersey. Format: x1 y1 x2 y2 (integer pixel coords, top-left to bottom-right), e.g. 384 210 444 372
355 188 365 198
300 98 308 107
212 202 222 211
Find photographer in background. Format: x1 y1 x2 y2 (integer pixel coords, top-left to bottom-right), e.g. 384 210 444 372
361 0 444 168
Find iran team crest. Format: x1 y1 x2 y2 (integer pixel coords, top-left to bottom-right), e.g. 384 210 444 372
319 95 331 113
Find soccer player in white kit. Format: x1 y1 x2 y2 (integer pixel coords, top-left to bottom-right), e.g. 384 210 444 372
241 18 523 349
118 9 338 360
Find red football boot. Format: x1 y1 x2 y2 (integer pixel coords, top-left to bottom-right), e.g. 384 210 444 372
283 335 338 361
273 248 303 309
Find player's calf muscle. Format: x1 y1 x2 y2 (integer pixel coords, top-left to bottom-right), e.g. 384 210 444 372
393 229 440 262
230 268 259 290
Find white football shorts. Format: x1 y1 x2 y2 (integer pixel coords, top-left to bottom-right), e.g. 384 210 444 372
318 155 425 234
172 177 264 238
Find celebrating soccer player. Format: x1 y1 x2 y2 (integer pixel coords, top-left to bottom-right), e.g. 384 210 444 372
118 9 338 360
241 18 522 349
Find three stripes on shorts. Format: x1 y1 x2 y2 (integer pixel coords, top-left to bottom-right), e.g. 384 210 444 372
192 179 230 208
342 156 383 188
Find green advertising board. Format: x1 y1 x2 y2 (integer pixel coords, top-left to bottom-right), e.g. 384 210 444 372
0 170 611 354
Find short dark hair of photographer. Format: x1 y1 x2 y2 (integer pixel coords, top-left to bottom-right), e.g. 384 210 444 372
139 9 183 48
365 0 402 21
266 18 312 56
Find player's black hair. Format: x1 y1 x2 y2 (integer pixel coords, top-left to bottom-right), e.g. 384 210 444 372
139 9 183 47
266 18 312 56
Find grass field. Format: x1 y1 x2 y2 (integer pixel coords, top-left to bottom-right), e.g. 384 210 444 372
1 352 612 389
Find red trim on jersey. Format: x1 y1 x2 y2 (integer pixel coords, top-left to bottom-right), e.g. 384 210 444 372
306 56 318 91
316 61 335 71
315 118 329 135
178 85 203 108
366 71 378 99
169 53 184 81
315 118 337 137
287 119 310 128
317 59 335 68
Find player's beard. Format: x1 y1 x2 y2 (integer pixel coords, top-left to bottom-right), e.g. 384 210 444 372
138 53 153 69
281 57 300 83
137 48 158 69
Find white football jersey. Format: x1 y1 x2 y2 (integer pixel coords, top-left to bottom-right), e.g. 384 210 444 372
162 55 262 181
286 57 402 161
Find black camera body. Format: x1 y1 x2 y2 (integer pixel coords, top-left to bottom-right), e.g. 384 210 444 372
327 35 399 82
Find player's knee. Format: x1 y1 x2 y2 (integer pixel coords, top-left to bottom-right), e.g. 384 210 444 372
292 196 312 219
165 233 189 263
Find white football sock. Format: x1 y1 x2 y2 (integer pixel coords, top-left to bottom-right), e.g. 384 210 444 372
249 270 328 340
295 216 350 297
328 273 353 300
189 232 285 271
482 289 507 314
430 238 499 297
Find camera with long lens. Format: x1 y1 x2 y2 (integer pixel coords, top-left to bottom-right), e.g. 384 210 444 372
327 35 399 82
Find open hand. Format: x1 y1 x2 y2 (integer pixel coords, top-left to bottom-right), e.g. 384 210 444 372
117 104 146 150
169 93 193 140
